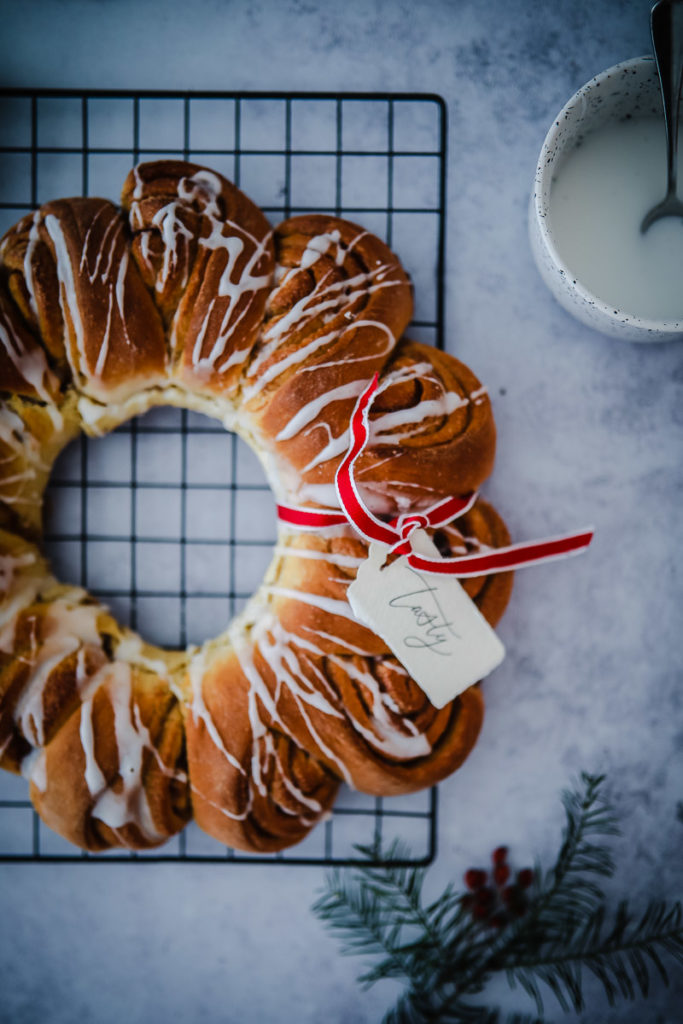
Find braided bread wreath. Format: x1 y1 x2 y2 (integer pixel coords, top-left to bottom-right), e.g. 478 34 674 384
0 160 514 853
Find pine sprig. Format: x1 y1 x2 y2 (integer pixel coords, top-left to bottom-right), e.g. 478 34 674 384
312 773 683 1023
535 773 620 921
503 899 683 1015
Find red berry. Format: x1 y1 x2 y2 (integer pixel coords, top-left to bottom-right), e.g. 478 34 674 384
472 902 491 921
489 911 507 929
517 868 534 889
493 864 510 887
501 885 517 906
464 868 487 890
512 896 528 918
475 886 495 908
492 846 508 866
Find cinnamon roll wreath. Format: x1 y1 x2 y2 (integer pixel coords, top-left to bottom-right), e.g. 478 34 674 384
0 161 512 853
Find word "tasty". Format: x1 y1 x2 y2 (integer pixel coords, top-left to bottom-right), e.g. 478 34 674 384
388 570 461 656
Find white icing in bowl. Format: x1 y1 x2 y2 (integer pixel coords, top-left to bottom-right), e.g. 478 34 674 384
529 56 683 343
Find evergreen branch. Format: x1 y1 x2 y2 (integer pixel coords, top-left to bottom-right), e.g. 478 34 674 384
384 989 546 1024
503 899 683 1013
533 773 619 922
312 772 683 1022
439 775 623 1001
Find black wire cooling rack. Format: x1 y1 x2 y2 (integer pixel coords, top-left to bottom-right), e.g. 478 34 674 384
0 89 446 865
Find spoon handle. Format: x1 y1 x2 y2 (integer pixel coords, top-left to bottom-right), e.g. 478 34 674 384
651 0 683 198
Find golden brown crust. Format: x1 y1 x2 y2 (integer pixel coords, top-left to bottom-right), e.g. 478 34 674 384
244 215 414 501
271 529 389 657
268 498 512 659
122 160 275 398
2 198 168 401
0 280 62 401
0 161 512 854
436 499 514 628
248 637 486 796
31 666 190 851
237 499 511 796
184 649 339 851
0 399 76 536
356 339 497 513
1 212 65 366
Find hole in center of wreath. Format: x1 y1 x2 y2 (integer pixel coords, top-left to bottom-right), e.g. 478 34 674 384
42 406 277 649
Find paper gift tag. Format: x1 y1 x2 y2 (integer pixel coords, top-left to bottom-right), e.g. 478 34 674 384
347 530 505 708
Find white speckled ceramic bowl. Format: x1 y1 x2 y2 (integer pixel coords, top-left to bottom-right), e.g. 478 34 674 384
529 56 682 342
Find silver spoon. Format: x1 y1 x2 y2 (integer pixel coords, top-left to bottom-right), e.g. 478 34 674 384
641 0 683 233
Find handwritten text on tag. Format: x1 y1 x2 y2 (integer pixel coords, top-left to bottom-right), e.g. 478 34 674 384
347 532 505 708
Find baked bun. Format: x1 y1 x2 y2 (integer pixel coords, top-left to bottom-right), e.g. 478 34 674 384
0 161 512 853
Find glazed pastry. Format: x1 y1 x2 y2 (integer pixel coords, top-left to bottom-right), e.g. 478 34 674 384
0 161 512 852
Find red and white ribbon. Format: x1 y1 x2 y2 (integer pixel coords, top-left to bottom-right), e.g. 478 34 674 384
277 375 593 577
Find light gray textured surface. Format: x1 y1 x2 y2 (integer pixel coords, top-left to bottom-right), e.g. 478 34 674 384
1 1 682 1022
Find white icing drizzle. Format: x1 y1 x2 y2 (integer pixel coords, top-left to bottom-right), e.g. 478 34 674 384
0 577 184 841
298 624 373 656
188 781 251 823
129 168 273 378
239 240 403 426
256 621 345 720
0 174 493 850
21 747 47 792
188 221 272 373
79 204 121 284
16 641 80 746
11 599 103 746
271 746 323 814
264 585 360 622
297 322 395 374
93 248 130 379
75 646 89 689
21 212 42 318
256 598 430 763
368 360 473 444
99 684 160 837
241 328 338 401
78 661 164 842
43 213 88 369
132 165 144 201
300 421 349 474
79 676 106 795
260 261 399 351
187 647 246 777
0 407 50 472
458 534 492 554
230 635 282 799
0 303 59 416
13 202 146 396
246 617 353 786
370 389 468 441
0 572 44 653
209 571 435 790
275 379 369 443
114 633 170 682
310 318 397 368
294 481 340 507
151 201 194 294
326 653 431 759
203 599 351 804
299 230 340 269
273 544 364 570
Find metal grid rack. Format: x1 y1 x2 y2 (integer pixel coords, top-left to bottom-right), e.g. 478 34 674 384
0 89 447 865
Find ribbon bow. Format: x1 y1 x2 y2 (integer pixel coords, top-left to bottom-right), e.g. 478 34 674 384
277 375 593 576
